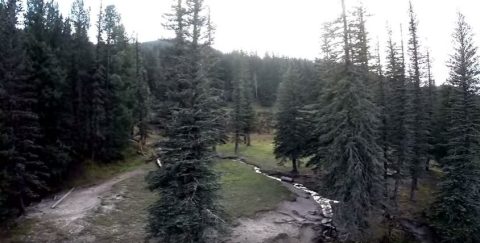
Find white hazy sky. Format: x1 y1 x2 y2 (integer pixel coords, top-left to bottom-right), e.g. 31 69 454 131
54 0 480 83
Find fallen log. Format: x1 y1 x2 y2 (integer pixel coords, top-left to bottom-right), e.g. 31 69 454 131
281 176 294 183
51 187 75 209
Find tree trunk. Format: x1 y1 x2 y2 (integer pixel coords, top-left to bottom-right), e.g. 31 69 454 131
410 177 417 202
425 158 430 171
18 196 26 216
384 149 389 198
393 174 400 204
234 132 239 155
246 133 251 146
292 157 298 174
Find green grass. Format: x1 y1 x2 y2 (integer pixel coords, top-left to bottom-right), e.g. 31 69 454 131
398 169 440 219
69 146 147 188
217 134 309 173
214 160 294 219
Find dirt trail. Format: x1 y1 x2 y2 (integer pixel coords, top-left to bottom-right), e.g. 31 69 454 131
7 165 155 243
26 169 145 223
226 183 328 243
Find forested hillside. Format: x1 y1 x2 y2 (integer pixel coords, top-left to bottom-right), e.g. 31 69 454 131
1 0 480 242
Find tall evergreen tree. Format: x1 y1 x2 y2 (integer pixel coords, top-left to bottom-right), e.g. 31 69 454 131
431 85 453 162
406 1 428 201
68 0 95 157
424 50 436 170
372 40 389 186
0 0 46 216
230 56 248 154
274 64 309 174
384 28 408 204
429 13 480 242
88 2 107 161
101 5 135 160
240 71 255 146
202 10 227 150
309 0 384 240
133 37 150 153
24 0 71 180
147 0 225 241
349 5 369 73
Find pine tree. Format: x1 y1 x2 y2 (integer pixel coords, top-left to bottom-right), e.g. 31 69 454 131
133 37 150 153
406 1 428 201
231 55 248 154
309 0 384 240
230 53 255 153
349 5 369 73
429 13 480 242
274 63 309 174
202 10 227 151
0 0 20 219
69 0 95 157
89 2 107 161
85 4 136 161
147 0 225 241
373 40 389 184
384 28 408 204
431 85 452 162
257 53 283 107
24 0 72 180
101 5 135 160
240 71 255 146
0 0 46 216
424 51 436 170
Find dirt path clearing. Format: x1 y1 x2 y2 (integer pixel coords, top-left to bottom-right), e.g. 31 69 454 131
27 168 146 223
6 164 156 243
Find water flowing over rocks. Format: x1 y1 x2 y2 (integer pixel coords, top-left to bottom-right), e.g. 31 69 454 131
224 157 339 242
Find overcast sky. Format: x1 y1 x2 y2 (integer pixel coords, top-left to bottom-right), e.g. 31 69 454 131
55 0 480 83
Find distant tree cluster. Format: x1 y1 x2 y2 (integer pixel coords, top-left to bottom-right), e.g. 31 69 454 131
0 0 149 221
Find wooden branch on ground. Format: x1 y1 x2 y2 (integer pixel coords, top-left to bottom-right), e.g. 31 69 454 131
51 187 75 209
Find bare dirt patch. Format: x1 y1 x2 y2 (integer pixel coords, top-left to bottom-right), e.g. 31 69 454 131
6 164 155 243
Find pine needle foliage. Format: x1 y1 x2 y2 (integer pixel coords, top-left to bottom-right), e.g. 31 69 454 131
274 63 310 174
309 1 384 240
429 13 480 243
146 0 226 242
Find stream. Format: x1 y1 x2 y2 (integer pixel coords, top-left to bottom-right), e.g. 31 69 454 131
235 160 437 243
227 158 340 242
232 159 338 225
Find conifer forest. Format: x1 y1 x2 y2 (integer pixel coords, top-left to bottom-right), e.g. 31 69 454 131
2 0 480 242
